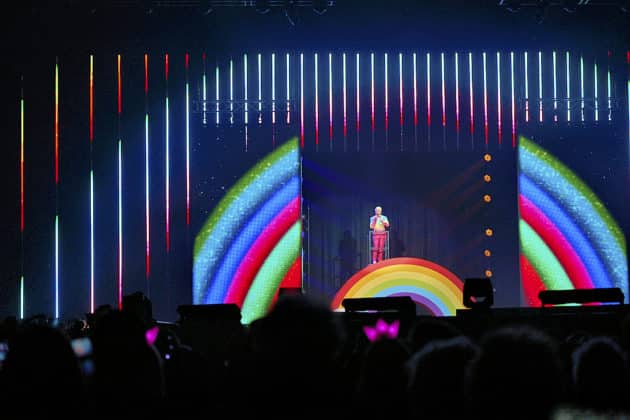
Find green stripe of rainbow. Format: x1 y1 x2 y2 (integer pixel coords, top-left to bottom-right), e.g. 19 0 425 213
241 222 302 324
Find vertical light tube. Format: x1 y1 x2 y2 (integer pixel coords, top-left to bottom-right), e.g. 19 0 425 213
469 52 474 136
607 66 612 121
441 52 446 128
20 276 24 320
229 58 234 125
580 56 585 122
185 53 190 225
455 52 460 132
370 53 375 132
90 172 95 305
118 54 123 309
258 53 262 124
483 52 488 144
356 53 360 136
553 51 558 121
413 53 418 128
20 81 25 319
329 53 333 141
566 52 571 122
343 52 347 138
21 92 25 233
525 51 529 122
300 52 304 146
90 55 95 312
144 113 149 275
55 215 59 318
314 53 319 145
384 53 389 131
244 53 248 126
54 59 59 319
272 53 276 125
55 59 59 185
165 54 170 252
510 52 516 147
286 53 291 125
399 52 404 128
117 139 123 310
427 53 431 128
594 61 599 121
144 55 150 280
538 51 543 122
202 53 207 125
497 52 502 143
215 65 219 125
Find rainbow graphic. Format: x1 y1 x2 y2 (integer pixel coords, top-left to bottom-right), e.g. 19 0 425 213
518 136 627 306
331 257 464 316
193 138 302 324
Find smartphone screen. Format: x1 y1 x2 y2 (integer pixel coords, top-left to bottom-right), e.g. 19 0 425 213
71 337 92 358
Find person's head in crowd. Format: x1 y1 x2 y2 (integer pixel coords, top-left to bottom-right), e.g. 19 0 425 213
354 337 411 418
467 325 563 420
0 316 18 343
239 295 343 418
122 291 154 329
407 317 462 352
572 336 629 412
255 294 340 362
0 324 83 413
407 336 478 419
90 309 164 412
86 304 113 331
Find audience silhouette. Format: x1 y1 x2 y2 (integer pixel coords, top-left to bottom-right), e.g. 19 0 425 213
1 293 629 418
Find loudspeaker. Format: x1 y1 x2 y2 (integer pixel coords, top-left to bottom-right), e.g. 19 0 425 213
342 296 415 315
463 278 494 309
538 288 624 307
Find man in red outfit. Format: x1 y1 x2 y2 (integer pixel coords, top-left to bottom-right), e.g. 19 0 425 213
370 206 390 264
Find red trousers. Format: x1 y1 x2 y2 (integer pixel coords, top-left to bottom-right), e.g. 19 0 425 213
372 232 386 263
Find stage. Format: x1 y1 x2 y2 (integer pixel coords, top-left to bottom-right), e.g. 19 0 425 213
2 11 629 321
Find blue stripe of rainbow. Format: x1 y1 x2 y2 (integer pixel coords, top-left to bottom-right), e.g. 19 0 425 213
207 176 300 303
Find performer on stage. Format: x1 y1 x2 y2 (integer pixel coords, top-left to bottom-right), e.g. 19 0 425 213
370 206 390 264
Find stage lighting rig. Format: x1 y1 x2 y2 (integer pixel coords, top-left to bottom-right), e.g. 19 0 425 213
534 0 551 24
499 0 522 12
284 0 297 25
312 0 329 14
255 0 271 14
200 0 214 15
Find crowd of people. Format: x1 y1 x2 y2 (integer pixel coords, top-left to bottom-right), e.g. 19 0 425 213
0 292 629 419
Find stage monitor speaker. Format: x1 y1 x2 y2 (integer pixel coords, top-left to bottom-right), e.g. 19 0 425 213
341 297 416 340
342 296 416 318
538 288 624 307
463 278 494 309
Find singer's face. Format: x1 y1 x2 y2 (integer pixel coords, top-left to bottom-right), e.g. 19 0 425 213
375 207 382 215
